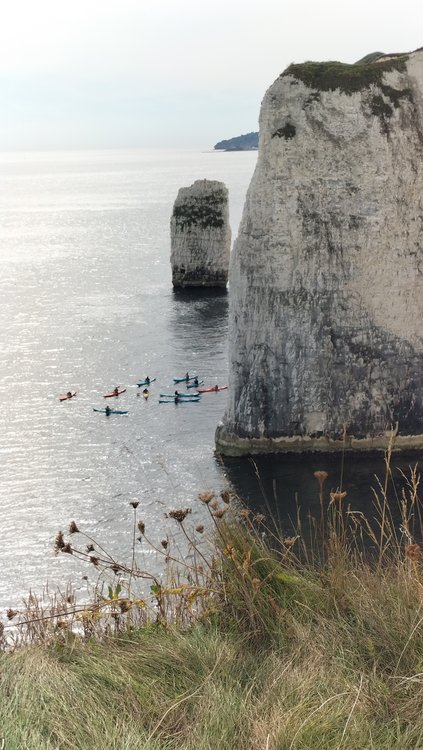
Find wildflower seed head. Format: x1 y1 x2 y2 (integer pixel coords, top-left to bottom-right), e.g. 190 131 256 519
90 556 99 566
54 531 66 555
62 543 73 554
168 508 191 523
209 500 219 511
198 490 214 504
213 508 227 519
137 520 145 534
6 609 17 620
220 489 231 504
86 543 95 553
405 543 422 562
161 539 168 548
330 490 347 503
111 564 121 574
130 501 139 509
69 520 79 534
195 525 204 534
253 514 266 523
314 470 329 489
239 509 251 519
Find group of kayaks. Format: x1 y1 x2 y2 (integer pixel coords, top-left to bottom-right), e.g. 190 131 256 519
59 374 227 415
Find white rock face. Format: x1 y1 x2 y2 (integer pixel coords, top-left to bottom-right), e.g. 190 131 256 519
170 179 231 287
216 50 423 455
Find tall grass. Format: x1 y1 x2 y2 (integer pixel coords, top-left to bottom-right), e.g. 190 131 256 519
1 448 423 748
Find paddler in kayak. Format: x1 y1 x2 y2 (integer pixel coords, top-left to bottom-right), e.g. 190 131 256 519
113 386 119 396
185 372 189 381
193 377 199 386
66 391 72 398
105 405 111 415
145 376 150 385
174 391 181 403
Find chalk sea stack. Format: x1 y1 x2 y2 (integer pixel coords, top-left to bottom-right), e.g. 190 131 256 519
216 48 423 455
170 179 231 288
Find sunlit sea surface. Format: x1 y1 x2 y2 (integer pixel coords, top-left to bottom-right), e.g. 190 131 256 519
1 148 422 611
0 147 258 609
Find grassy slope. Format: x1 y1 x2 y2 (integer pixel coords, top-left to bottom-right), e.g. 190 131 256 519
2 516 423 749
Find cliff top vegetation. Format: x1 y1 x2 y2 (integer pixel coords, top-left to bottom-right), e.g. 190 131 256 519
282 54 409 95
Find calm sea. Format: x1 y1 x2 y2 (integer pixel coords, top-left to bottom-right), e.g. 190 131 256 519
0 148 421 611
0 147 258 609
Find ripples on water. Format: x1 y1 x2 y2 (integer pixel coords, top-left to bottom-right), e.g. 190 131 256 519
0 148 255 608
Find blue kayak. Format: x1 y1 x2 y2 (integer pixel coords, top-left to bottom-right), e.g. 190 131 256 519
137 377 156 387
159 397 200 404
93 408 129 415
160 392 200 398
187 380 203 388
173 375 198 383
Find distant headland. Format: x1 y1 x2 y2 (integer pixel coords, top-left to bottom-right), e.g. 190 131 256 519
214 132 258 151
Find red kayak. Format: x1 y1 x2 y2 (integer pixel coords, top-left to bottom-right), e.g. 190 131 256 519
59 391 77 401
197 386 228 393
104 388 126 398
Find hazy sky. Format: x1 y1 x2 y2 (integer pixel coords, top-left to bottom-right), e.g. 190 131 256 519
1 0 422 151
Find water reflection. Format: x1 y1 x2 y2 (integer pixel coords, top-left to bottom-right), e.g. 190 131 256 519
221 450 423 537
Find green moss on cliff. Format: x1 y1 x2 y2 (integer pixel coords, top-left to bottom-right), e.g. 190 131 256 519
282 55 409 95
173 192 226 231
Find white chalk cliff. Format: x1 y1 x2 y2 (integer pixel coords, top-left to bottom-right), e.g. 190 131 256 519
170 179 231 287
216 49 423 455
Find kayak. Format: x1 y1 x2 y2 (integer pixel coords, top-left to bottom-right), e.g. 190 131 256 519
186 380 204 388
173 375 198 383
160 392 200 399
159 399 200 404
59 391 77 401
104 388 126 398
197 386 228 393
93 408 128 415
137 377 156 387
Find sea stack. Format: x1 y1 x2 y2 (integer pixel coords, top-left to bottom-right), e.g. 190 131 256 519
216 49 423 455
170 179 231 288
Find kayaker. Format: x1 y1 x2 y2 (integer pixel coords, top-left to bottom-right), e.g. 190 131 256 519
145 376 150 385
174 393 180 403
174 390 179 396
113 386 119 396
214 385 219 391
185 372 189 381
105 405 111 415
66 391 72 398
193 377 199 386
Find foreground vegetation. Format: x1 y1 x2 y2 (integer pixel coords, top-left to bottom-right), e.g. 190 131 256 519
2 450 423 749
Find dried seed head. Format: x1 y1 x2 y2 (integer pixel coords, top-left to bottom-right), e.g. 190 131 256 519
198 490 215 504
119 599 131 613
54 531 66 555
253 514 266 523
213 508 227 519
209 500 219 511
137 520 145 534
168 508 191 523
62 543 73 554
111 564 121 574
130 501 139 509
6 608 17 620
252 577 261 591
69 520 79 534
86 543 95 553
220 489 231 504
405 543 422 562
239 509 251 519
314 470 329 489
283 536 298 547
195 525 204 534
223 545 236 560
90 556 99 566
161 539 168 548
330 491 347 504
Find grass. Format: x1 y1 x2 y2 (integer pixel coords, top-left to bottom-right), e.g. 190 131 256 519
2 451 423 748
282 55 409 95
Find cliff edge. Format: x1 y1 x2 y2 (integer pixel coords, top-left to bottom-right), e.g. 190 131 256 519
216 49 423 455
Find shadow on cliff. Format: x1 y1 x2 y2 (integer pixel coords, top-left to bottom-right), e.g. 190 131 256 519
219 451 423 536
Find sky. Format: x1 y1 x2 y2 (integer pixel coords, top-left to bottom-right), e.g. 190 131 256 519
0 0 422 151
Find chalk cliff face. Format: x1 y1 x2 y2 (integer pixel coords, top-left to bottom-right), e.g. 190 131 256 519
216 49 423 455
170 179 231 287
